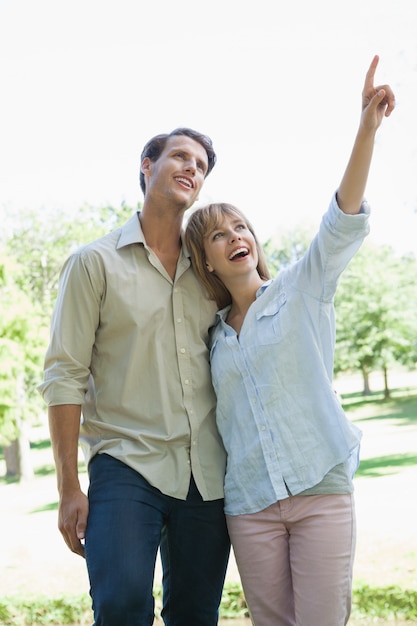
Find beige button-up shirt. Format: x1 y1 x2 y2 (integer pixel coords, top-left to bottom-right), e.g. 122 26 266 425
39 213 226 500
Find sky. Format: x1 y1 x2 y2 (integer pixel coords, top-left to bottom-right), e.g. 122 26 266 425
1 0 416 252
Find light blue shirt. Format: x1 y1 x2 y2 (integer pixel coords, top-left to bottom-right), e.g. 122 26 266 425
210 194 369 515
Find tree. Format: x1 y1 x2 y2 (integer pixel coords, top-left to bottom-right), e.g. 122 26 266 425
1 202 139 479
262 228 417 396
7 202 136 312
0 254 47 479
334 244 417 396
263 226 312 276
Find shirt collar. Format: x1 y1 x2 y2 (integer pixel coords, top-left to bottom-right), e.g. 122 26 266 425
117 212 145 249
257 279 272 295
116 211 191 260
215 279 273 322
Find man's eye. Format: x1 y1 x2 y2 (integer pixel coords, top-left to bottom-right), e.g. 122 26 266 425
213 232 223 240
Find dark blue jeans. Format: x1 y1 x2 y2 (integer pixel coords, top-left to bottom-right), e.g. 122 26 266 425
85 454 230 625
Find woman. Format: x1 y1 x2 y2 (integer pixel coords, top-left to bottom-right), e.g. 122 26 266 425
185 56 394 626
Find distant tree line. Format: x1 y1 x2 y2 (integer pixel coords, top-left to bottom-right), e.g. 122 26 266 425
264 224 417 397
1 205 416 479
0 203 136 479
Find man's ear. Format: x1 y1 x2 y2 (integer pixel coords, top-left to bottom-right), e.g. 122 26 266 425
141 157 151 175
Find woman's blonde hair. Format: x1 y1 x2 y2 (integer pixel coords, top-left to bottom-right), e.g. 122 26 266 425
185 203 271 309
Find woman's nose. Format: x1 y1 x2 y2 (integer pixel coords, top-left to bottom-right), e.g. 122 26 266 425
230 231 241 242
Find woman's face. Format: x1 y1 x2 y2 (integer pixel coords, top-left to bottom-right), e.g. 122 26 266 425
204 213 259 282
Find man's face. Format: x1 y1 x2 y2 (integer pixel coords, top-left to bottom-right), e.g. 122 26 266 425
141 135 209 210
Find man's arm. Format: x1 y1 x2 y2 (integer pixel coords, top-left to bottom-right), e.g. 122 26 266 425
337 55 395 215
48 404 89 558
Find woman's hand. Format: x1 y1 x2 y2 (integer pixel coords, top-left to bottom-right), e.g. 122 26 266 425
360 55 395 132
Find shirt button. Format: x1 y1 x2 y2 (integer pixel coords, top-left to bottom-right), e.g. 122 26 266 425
177 318 182 323
184 379 190 385
180 348 186 354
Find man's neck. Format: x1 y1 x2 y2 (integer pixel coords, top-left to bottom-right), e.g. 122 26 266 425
139 198 185 246
138 203 184 280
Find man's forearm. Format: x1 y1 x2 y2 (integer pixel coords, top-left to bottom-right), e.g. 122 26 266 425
48 404 82 494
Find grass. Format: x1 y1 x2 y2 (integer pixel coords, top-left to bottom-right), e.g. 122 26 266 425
339 379 417 480
0 583 417 624
344 391 417 425
1 372 417 623
355 452 417 478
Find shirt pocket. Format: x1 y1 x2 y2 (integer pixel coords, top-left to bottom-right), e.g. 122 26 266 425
255 291 287 345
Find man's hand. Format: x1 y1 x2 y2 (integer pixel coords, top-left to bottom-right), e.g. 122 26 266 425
58 488 89 558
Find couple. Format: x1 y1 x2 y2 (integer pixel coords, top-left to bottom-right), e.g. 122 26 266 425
39 56 394 626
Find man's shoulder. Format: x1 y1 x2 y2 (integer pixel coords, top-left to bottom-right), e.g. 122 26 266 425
81 228 122 255
59 229 124 282
70 223 130 265
74 213 141 259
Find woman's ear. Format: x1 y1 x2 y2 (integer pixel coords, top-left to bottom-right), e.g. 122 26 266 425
206 261 214 273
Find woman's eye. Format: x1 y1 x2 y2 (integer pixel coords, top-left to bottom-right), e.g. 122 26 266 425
213 232 223 240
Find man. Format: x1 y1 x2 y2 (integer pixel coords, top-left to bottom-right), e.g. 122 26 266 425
39 128 230 625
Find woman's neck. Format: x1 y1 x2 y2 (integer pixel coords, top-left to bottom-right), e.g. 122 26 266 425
226 275 266 334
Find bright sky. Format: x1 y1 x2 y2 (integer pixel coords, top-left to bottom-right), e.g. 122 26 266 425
1 0 416 252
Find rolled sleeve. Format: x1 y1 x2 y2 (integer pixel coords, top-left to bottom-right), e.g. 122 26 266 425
38 251 100 406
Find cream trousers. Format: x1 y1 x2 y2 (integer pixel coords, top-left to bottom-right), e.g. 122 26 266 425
227 494 356 626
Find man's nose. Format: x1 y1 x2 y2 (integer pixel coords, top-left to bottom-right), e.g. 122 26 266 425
184 159 197 174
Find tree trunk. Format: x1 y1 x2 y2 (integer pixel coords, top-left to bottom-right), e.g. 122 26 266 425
362 367 371 395
16 372 34 481
3 372 34 481
3 440 19 477
383 365 390 399
3 433 34 481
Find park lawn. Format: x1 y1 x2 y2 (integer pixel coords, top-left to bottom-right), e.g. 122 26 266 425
1 369 416 624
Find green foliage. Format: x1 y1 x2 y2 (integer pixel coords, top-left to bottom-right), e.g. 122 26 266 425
153 583 250 621
0 595 92 625
220 582 250 618
0 254 47 444
334 243 417 380
352 584 417 620
262 230 417 393
1 583 417 624
263 225 312 276
5 202 138 311
0 202 139 449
